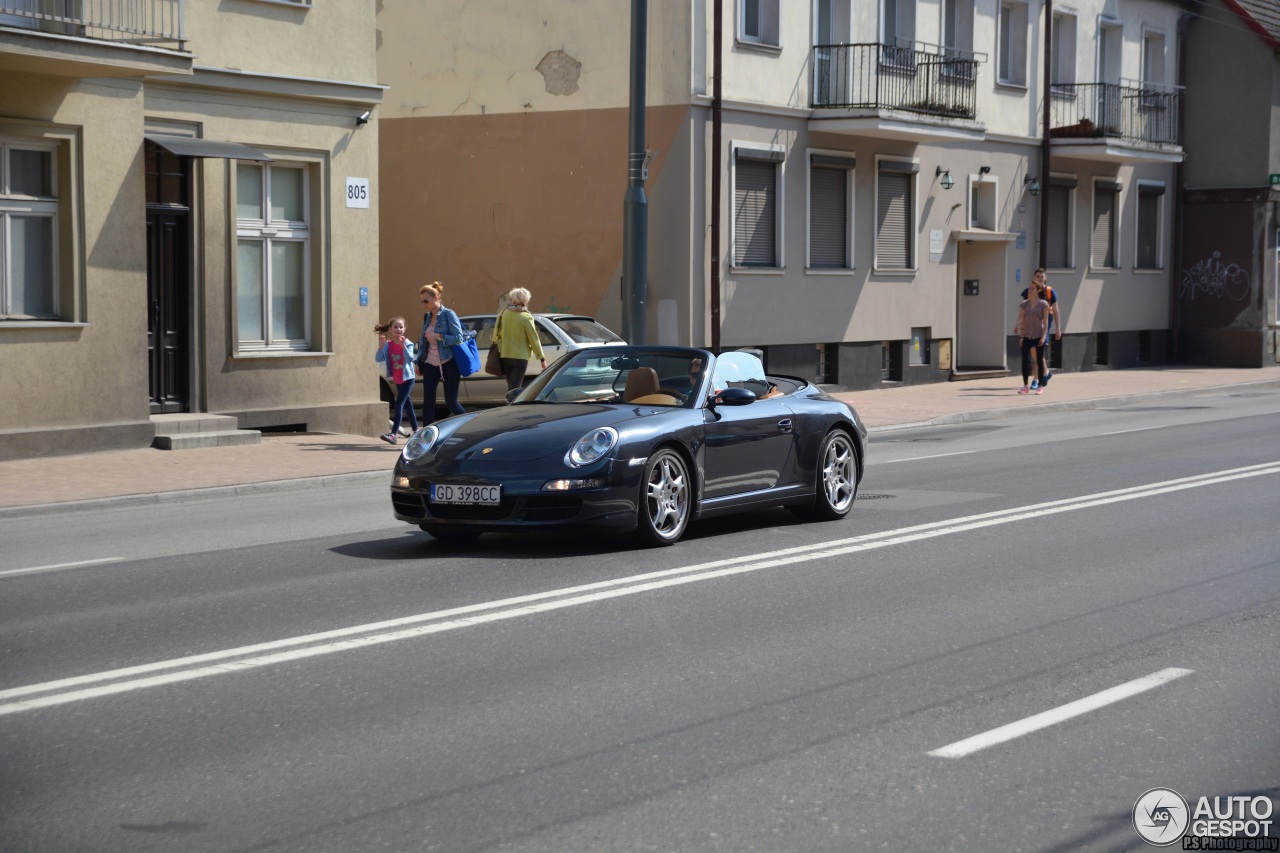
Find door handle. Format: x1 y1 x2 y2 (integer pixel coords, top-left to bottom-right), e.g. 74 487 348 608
778 418 793 433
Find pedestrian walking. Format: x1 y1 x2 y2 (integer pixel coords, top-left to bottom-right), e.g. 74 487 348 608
1020 268 1061 388
374 317 419 444
417 281 467 424
1014 279 1052 394
492 287 547 393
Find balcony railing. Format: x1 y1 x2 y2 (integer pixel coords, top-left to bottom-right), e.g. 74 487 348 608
812 42 983 121
0 0 185 49
1049 80 1182 146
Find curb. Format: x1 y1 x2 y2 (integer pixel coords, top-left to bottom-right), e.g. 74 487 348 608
0 469 390 520
866 377 1280 434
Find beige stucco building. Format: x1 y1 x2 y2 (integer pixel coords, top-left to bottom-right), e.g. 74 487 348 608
376 0 1188 389
1 0 385 459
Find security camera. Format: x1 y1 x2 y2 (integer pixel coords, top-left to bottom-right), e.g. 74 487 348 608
356 110 371 126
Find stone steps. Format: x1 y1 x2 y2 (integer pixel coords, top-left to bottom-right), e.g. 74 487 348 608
150 414 262 450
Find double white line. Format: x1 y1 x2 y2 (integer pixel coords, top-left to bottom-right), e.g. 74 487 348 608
2 461 1277 717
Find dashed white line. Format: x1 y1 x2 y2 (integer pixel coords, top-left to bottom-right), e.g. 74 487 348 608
928 668 1194 758
0 557 123 579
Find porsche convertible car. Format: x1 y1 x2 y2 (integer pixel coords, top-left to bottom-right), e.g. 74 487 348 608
390 346 867 546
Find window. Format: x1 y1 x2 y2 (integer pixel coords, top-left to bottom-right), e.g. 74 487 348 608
739 0 779 47
733 147 784 268
1046 175 1076 268
236 161 311 349
1091 179 1120 269
968 177 996 230
881 0 916 64
942 0 974 56
1135 182 1165 270
1050 13 1077 88
1142 30 1166 87
808 153 855 269
875 159 917 271
997 1 1028 86
1 140 58 320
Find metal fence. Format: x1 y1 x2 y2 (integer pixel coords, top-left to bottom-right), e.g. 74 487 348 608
812 43 982 120
0 0 184 48
1048 81 1182 146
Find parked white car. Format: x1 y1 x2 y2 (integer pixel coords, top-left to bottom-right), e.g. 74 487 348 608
381 314 626 415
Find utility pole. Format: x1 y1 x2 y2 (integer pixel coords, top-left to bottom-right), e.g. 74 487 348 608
621 0 649 344
1039 0 1052 269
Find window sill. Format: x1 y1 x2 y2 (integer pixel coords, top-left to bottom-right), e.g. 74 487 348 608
730 266 785 275
871 267 917 277
805 267 856 275
245 0 310 9
1087 266 1122 274
995 80 1029 92
232 350 332 360
1134 266 1164 273
735 39 782 55
0 320 88 330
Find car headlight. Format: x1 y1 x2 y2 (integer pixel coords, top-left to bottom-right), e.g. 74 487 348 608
401 425 440 463
565 426 618 467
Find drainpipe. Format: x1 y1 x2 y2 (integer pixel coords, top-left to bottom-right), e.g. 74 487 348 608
622 0 649 345
1171 12 1192 362
710 0 722 353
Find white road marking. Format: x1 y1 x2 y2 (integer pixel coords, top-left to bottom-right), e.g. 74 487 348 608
927 668 1194 758
2 462 1277 716
0 557 123 579
1098 426 1168 436
876 450 977 464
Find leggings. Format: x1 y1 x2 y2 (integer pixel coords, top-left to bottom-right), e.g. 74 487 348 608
1021 337 1046 386
390 378 420 434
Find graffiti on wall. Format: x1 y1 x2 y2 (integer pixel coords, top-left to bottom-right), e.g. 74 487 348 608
1180 251 1250 301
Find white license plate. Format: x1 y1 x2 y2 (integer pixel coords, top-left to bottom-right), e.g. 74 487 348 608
430 483 501 505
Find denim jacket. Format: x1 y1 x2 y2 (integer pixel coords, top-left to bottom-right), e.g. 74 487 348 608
419 307 465 363
375 339 418 383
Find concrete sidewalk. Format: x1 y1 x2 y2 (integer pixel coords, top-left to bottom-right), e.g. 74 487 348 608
3 364 1278 514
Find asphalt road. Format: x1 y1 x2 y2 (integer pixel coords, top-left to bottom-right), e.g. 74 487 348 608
1 387 1278 852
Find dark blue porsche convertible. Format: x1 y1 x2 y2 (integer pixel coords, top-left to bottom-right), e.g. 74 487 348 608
390 346 867 546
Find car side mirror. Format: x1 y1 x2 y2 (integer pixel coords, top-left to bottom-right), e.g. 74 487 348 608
709 387 756 407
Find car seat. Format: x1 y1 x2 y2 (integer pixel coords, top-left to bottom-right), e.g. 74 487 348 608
623 366 661 402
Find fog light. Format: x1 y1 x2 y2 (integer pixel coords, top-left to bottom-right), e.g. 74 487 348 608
393 475 410 488
542 477 605 491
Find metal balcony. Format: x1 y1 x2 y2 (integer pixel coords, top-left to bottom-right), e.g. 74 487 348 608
0 0 185 49
1049 81 1182 147
811 42 983 121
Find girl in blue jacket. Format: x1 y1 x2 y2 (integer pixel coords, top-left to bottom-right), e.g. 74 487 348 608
375 316 419 444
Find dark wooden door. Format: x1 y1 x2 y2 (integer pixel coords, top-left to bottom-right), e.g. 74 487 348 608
146 210 189 414
145 140 192 415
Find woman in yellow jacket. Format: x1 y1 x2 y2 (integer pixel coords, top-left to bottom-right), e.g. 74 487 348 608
493 288 547 392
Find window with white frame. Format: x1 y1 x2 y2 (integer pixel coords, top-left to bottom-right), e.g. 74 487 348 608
1135 182 1165 270
809 153 855 269
236 161 311 349
739 0 780 47
882 0 916 64
733 148 783 268
875 159 917 270
1142 30 1166 87
1045 174 1076 268
968 176 996 231
1050 13 1077 88
1 140 58 320
997 1 1028 86
1091 179 1120 269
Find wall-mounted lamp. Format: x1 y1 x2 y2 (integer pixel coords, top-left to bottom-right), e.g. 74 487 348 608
978 165 992 176
936 165 955 191
1024 175 1042 196
355 110 371 127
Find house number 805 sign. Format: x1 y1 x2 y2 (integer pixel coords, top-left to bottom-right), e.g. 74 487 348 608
345 177 370 209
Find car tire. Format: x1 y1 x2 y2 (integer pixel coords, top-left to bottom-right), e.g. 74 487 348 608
636 448 691 547
420 524 483 543
792 429 857 522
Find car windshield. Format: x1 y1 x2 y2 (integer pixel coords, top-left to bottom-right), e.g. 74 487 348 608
517 349 706 407
553 317 624 344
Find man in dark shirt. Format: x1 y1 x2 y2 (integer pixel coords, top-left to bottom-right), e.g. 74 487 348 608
1020 268 1061 387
